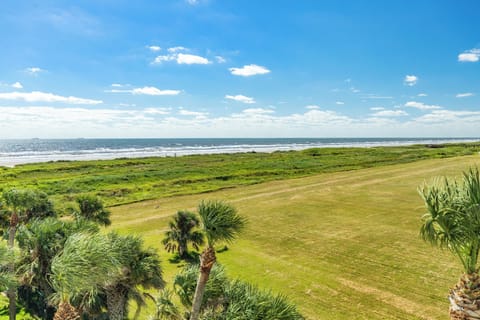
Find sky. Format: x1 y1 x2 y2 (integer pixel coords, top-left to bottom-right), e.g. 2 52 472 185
0 0 479 138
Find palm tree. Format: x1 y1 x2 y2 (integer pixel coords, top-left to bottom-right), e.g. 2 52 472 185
51 231 164 320
16 217 99 319
220 280 304 319
162 210 204 259
104 233 165 320
172 263 304 319
420 167 480 319
74 194 111 226
1 188 55 320
189 200 246 320
150 289 182 320
174 263 227 312
50 233 121 320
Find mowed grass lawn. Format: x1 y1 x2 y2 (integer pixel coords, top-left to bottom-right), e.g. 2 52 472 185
110 155 480 320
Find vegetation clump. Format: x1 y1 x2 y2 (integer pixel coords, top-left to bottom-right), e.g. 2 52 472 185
0 188 302 319
420 167 480 319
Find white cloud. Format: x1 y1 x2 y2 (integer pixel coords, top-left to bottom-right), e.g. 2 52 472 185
241 108 274 115
111 83 125 87
186 0 199 5
350 87 360 93
148 45 161 52
168 46 187 53
417 93 428 97
179 109 208 117
372 110 408 117
177 53 210 65
11 82 23 89
229 64 270 77
456 92 474 98
107 86 181 96
305 105 319 110
336 101 344 105
0 91 102 105
415 110 480 124
132 87 181 95
404 75 418 86
225 94 255 104
215 56 226 63
3 104 480 138
370 107 384 111
144 107 171 115
458 49 480 62
105 84 181 96
153 51 210 65
405 101 441 110
153 55 176 63
25 67 44 75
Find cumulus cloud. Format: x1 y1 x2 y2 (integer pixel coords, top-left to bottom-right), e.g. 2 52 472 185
456 92 474 98
107 86 181 96
229 64 270 76
241 108 274 115
11 82 23 89
415 110 480 123
405 101 441 110
225 94 255 104
458 49 480 62
143 107 171 115
132 87 181 95
372 110 408 117
404 75 418 86
25 67 44 75
305 105 320 110
153 51 210 65
179 109 208 117
168 46 187 53
0 91 102 105
4 103 480 138
148 45 161 52
176 53 210 64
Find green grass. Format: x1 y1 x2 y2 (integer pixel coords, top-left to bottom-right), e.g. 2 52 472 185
0 143 479 212
110 154 480 320
2 144 480 318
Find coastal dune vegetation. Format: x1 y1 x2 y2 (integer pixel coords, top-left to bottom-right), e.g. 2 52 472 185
0 143 478 209
0 143 479 319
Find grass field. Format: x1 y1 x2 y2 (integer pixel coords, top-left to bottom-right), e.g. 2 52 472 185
110 154 480 320
1 143 479 212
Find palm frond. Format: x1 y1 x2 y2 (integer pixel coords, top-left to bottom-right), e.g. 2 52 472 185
419 167 480 273
198 200 246 245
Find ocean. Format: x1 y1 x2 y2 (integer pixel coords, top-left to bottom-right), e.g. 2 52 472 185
0 138 478 167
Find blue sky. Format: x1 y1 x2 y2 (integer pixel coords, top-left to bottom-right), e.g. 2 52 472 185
0 0 479 138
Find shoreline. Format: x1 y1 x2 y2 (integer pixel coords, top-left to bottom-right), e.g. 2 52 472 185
0 137 479 167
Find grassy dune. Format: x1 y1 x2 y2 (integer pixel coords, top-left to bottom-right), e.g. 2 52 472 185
1 143 479 211
111 155 480 319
